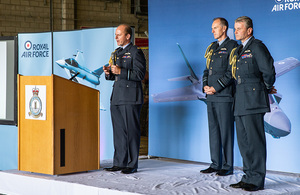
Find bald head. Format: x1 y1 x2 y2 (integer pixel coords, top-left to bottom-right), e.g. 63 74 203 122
115 24 132 46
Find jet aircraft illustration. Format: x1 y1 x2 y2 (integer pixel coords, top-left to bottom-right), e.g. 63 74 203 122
55 50 107 110
152 44 300 138
55 50 106 86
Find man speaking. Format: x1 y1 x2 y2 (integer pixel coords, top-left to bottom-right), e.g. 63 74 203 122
103 24 146 174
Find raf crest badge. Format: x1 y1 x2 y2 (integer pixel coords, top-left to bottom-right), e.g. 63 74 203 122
28 87 43 118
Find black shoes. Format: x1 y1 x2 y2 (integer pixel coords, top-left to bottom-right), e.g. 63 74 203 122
242 183 264 191
230 181 264 191
200 167 218 173
103 166 125 172
200 167 233 176
121 167 138 174
104 166 137 174
229 181 247 188
216 169 233 176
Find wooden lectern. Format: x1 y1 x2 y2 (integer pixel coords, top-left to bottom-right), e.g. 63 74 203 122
18 74 100 175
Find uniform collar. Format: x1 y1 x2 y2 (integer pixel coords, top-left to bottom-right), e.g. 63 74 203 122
218 37 229 47
117 42 132 56
121 42 131 49
237 36 254 56
242 36 253 48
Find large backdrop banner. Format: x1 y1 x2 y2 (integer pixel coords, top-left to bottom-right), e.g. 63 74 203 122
149 0 300 173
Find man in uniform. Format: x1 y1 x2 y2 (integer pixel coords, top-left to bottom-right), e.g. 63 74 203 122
201 17 237 176
103 24 146 174
229 16 276 191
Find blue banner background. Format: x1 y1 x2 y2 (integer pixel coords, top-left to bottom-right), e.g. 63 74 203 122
149 0 300 173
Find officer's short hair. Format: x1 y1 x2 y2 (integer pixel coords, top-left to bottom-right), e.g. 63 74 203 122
119 24 132 38
235 16 253 35
213 17 229 32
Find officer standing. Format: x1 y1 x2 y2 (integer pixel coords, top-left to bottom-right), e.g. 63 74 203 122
103 24 146 174
229 16 276 191
200 17 237 176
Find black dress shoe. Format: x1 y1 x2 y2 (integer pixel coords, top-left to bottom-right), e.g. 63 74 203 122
242 183 264 191
216 169 233 176
229 181 247 188
103 166 125 172
121 167 137 174
200 167 218 173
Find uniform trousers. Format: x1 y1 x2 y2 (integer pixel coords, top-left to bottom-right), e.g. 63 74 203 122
235 113 266 188
110 104 142 169
207 101 234 171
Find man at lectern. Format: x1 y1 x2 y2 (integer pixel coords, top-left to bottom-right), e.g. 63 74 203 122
103 24 146 174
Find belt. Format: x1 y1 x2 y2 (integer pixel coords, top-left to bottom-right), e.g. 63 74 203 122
209 70 226 76
237 77 261 84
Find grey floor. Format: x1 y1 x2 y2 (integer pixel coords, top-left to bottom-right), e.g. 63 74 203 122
2 157 300 195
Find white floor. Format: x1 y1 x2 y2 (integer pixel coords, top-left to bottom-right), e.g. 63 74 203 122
1 158 300 195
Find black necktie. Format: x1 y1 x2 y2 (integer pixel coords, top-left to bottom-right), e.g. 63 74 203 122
238 45 243 55
115 48 123 56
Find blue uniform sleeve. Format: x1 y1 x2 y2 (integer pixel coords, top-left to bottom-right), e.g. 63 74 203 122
253 43 276 91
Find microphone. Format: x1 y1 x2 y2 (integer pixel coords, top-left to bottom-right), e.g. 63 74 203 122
69 72 80 81
111 52 115 66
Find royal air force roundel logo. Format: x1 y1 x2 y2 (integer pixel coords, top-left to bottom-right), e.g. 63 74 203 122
24 41 32 50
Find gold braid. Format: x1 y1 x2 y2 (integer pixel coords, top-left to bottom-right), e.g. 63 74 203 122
204 43 214 69
229 47 238 80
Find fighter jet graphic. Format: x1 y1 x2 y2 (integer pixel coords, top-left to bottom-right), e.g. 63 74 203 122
55 50 107 110
55 50 106 86
151 44 300 138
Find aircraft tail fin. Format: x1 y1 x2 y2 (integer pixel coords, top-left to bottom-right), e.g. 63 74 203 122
75 51 86 67
228 28 235 40
177 43 199 81
93 64 107 76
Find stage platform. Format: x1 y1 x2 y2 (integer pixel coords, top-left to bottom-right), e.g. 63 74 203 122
0 157 300 195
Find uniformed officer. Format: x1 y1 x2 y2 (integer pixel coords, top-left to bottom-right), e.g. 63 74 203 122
200 17 237 176
229 16 276 191
103 24 146 174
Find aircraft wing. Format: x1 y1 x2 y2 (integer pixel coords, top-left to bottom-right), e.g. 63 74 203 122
274 57 300 78
152 84 205 103
168 74 202 83
168 75 192 81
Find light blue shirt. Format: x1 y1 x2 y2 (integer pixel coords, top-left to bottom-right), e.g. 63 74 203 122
242 36 253 47
218 37 228 46
122 42 131 49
